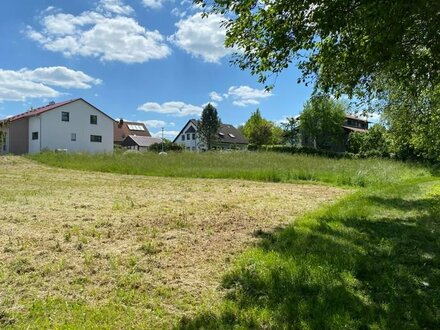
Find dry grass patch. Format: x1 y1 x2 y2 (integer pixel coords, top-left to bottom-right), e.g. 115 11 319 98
0 156 346 328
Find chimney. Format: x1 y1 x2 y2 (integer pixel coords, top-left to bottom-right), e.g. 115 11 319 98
118 119 124 128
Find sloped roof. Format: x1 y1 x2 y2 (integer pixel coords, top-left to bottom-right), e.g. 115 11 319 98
5 98 113 122
345 114 369 123
173 119 248 144
122 135 162 147
342 125 368 133
217 123 248 144
114 121 151 143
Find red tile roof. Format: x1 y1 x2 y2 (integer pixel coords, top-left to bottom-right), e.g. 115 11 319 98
114 121 151 143
7 99 80 122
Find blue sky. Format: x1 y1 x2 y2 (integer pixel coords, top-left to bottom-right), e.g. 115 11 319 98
0 0 314 139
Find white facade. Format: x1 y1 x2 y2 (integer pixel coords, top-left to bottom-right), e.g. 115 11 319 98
22 99 113 154
176 121 201 151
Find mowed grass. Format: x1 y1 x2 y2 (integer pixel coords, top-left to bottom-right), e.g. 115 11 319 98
28 151 431 187
0 156 345 329
180 178 440 329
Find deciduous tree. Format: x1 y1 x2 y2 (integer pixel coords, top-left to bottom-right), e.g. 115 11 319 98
195 0 439 98
281 117 300 146
300 95 346 149
243 109 273 147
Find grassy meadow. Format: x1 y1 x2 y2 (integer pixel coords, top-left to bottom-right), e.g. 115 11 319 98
28 151 431 188
2 152 439 328
0 156 343 328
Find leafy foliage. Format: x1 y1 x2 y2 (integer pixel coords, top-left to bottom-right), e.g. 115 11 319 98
197 103 221 150
195 0 439 98
348 124 390 157
281 117 300 146
269 124 283 145
242 109 274 147
300 95 346 149
382 84 440 162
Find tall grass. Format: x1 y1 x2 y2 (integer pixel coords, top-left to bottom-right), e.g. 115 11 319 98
28 151 431 187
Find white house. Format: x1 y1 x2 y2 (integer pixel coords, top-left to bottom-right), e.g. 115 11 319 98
173 119 249 151
0 98 114 154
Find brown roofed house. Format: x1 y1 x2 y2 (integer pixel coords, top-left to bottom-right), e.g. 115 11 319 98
114 119 151 145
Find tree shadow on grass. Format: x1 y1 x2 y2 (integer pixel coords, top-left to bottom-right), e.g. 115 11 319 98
177 185 440 329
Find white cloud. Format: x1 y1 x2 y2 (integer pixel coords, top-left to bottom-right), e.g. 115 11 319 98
227 85 272 107
97 0 134 15
150 130 180 139
138 101 203 117
21 66 101 89
209 91 223 102
26 6 171 64
171 7 187 17
142 0 170 9
142 119 175 128
0 67 101 102
170 12 233 63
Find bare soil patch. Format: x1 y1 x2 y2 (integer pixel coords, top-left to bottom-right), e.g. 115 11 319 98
0 156 346 327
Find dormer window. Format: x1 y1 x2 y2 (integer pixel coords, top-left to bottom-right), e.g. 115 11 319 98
228 133 235 138
219 132 225 138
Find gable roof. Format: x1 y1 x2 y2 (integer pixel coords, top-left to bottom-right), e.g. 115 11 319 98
122 135 162 147
217 123 248 144
5 98 114 122
173 119 248 145
114 121 151 143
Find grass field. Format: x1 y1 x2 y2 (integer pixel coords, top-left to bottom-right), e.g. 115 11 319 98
28 151 431 188
0 156 345 328
3 152 440 328
180 178 440 329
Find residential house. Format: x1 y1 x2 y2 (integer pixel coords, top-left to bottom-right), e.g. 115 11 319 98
114 120 151 145
0 98 114 155
122 135 162 151
301 114 369 152
173 119 248 151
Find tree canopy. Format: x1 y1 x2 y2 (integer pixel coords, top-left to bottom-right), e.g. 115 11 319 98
198 103 221 150
195 0 439 98
381 83 440 162
300 95 346 149
243 109 274 147
281 117 300 146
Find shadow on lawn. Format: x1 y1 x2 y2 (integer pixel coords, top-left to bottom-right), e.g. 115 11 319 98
178 185 440 329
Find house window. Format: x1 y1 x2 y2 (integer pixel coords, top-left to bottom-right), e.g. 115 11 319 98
182 135 185 141
90 115 98 125
187 133 191 140
71 133 77 141
61 112 69 122
192 133 196 140
90 135 102 143
32 132 39 140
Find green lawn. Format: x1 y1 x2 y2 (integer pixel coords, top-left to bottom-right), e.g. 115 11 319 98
28 151 431 187
21 152 440 328
179 178 440 329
